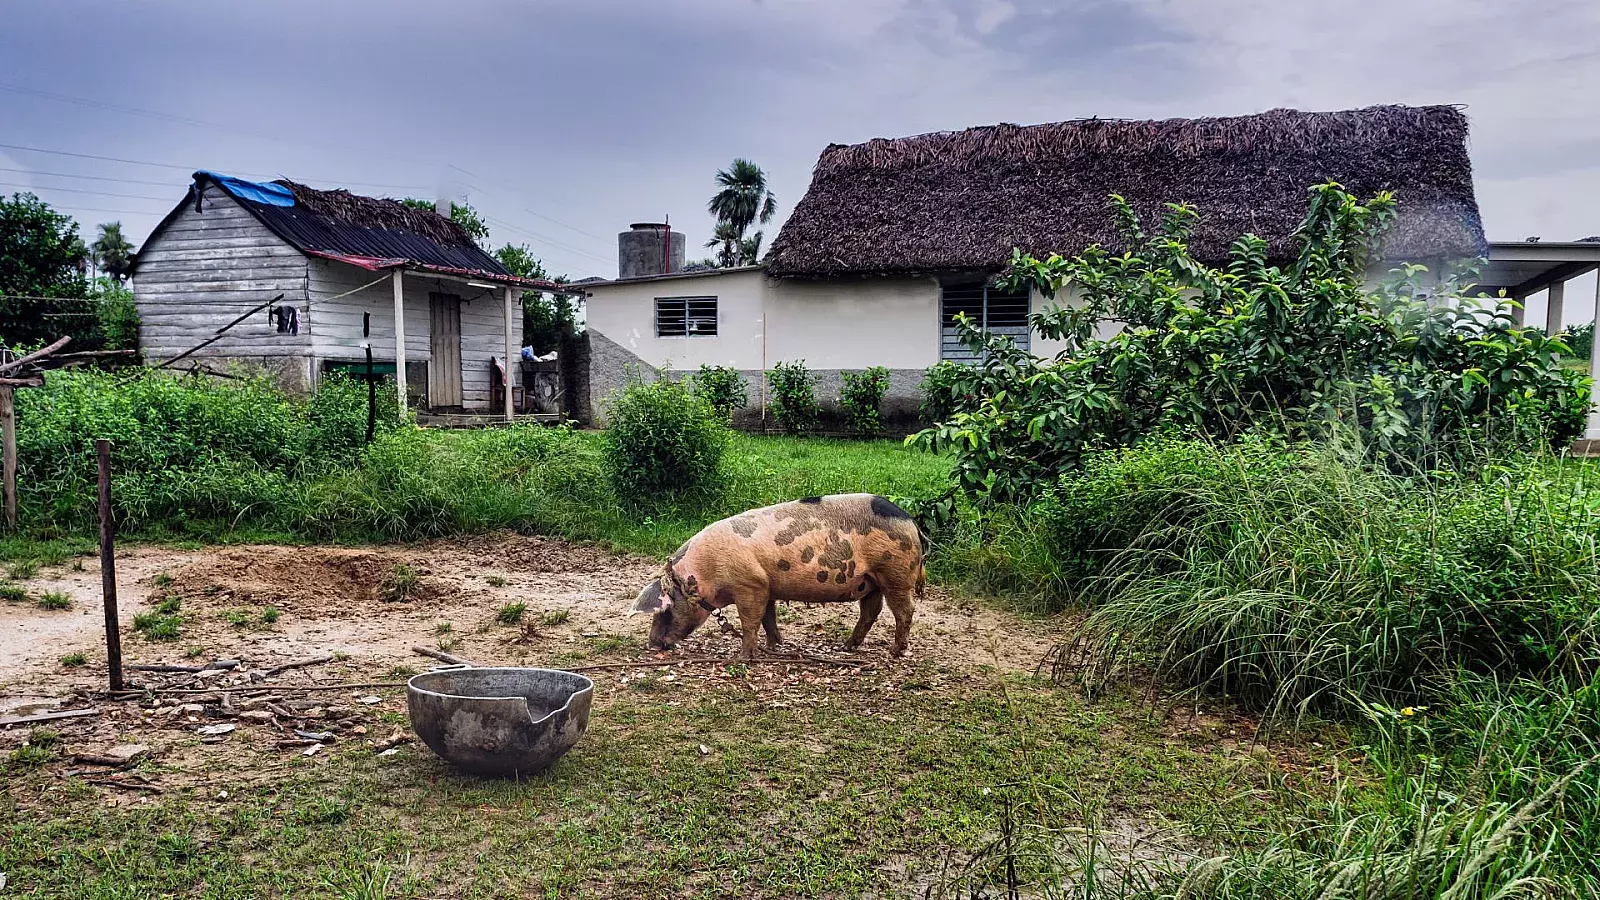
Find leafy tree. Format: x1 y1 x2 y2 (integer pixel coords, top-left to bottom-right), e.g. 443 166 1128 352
494 242 579 355
90 221 134 281
913 183 1590 505
706 159 775 267
400 198 490 246
0 192 91 348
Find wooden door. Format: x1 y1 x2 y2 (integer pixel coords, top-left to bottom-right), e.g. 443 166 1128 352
428 293 462 408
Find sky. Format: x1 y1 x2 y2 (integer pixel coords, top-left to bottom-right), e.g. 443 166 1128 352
2 0 1597 316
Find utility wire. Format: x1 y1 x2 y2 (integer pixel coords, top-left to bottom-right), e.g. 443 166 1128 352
0 143 431 193
0 180 172 202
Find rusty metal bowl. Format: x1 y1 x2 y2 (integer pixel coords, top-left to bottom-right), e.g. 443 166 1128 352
406 666 594 777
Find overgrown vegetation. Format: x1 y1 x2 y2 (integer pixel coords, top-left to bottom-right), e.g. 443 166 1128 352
689 364 749 420
840 366 890 437
767 359 819 435
601 377 730 507
914 184 1589 505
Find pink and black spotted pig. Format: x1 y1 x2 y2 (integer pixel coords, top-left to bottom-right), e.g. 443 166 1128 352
632 493 926 660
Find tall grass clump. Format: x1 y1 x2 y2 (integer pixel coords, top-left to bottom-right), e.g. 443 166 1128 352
601 377 730 507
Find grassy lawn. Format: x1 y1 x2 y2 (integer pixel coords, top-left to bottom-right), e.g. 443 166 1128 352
0 666 1305 899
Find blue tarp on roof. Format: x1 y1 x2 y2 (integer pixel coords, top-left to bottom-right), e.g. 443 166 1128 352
197 170 295 207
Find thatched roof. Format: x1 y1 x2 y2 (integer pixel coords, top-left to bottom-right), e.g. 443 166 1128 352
277 181 480 248
764 105 1487 278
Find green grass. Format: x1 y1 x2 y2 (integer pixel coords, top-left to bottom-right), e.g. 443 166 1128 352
36 591 70 610
380 563 421 603
132 611 182 641
260 606 280 625
59 652 87 667
541 608 571 627
0 580 28 602
7 560 37 580
0 671 1297 898
484 575 507 588
494 602 525 625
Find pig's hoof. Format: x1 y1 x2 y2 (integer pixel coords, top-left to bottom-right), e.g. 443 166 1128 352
765 638 784 651
889 644 908 658
841 641 862 652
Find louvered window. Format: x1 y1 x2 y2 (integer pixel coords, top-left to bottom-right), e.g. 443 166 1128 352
940 282 1030 362
655 296 718 337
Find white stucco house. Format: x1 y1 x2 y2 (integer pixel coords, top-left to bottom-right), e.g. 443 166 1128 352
578 104 1600 435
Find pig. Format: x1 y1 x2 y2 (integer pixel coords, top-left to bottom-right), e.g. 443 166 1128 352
632 493 926 660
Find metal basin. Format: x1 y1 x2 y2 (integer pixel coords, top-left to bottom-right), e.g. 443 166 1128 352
407 667 594 777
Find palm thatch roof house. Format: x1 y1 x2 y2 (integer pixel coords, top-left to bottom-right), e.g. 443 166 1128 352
581 103 1584 428
132 171 574 417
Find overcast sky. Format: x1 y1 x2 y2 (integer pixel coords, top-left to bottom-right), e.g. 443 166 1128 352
3 0 1597 308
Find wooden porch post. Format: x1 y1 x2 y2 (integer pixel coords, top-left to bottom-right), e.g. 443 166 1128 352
1547 279 1566 335
1510 293 1525 327
503 286 517 422
392 269 408 415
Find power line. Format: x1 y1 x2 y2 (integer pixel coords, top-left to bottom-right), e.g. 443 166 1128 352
0 180 173 202
0 143 432 193
446 168 614 250
484 216 613 265
0 166 177 187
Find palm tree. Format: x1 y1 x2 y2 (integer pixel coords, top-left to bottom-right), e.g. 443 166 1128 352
705 221 743 268
738 232 763 266
707 159 776 264
91 222 134 281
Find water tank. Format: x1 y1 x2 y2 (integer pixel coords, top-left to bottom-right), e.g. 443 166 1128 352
618 223 686 279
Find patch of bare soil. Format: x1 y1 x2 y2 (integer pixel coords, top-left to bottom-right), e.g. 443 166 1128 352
0 531 1070 802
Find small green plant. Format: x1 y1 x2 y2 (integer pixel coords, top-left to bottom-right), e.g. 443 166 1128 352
153 573 174 587
0 581 26 603
496 602 526 625
133 611 181 641
183 646 206 659
434 621 454 636
155 595 181 615
7 561 37 580
485 575 508 588
36 591 70 610
690 364 750 420
220 608 250 627
59 651 87 667
767 360 818 435
839 366 891 437
541 608 571 626
28 729 61 748
601 376 730 506
7 743 53 769
260 606 280 625
380 564 421 602
436 634 460 652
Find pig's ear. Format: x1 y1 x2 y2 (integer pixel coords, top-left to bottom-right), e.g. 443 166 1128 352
631 580 669 615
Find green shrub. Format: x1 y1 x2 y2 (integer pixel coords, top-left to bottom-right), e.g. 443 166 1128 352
380 564 421 603
1563 320 1594 360
913 184 1591 506
94 279 140 351
601 377 730 506
260 606 280 625
767 360 818 435
690 364 749 421
919 361 981 426
839 367 890 437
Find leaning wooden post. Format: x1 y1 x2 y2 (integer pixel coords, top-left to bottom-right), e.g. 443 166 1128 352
504 286 517 422
363 312 376 443
96 439 124 692
1 384 15 531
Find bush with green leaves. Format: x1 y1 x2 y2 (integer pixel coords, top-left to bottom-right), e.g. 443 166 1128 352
767 360 818 435
1563 320 1594 360
912 183 1591 506
839 367 891 437
601 377 730 506
919 360 981 426
689 364 749 420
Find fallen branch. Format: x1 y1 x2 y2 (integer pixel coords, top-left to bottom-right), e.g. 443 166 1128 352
85 777 163 794
98 681 403 698
263 654 335 677
411 646 478 666
129 664 202 674
0 707 98 727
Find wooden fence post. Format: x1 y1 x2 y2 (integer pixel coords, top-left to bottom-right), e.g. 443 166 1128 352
97 439 123 692
1 385 15 531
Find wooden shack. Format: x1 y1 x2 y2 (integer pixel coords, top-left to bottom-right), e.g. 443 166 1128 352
131 171 573 416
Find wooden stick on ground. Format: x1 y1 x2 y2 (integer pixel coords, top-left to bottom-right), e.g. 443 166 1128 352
0 707 99 727
410 646 478 666
262 654 335 677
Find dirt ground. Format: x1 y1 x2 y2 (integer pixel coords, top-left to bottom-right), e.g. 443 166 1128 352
0 532 1066 782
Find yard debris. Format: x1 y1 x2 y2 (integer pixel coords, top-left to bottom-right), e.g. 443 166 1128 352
262 654 335 677
374 730 413 753
0 707 98 727
378 747 401 757
72 744 150 767
358 696 382 705
85 775 163 794
301 743 321 757
293 729 335 743
411 645 478 666
197 723 236 736
237 710 275 724
698 744 711 755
